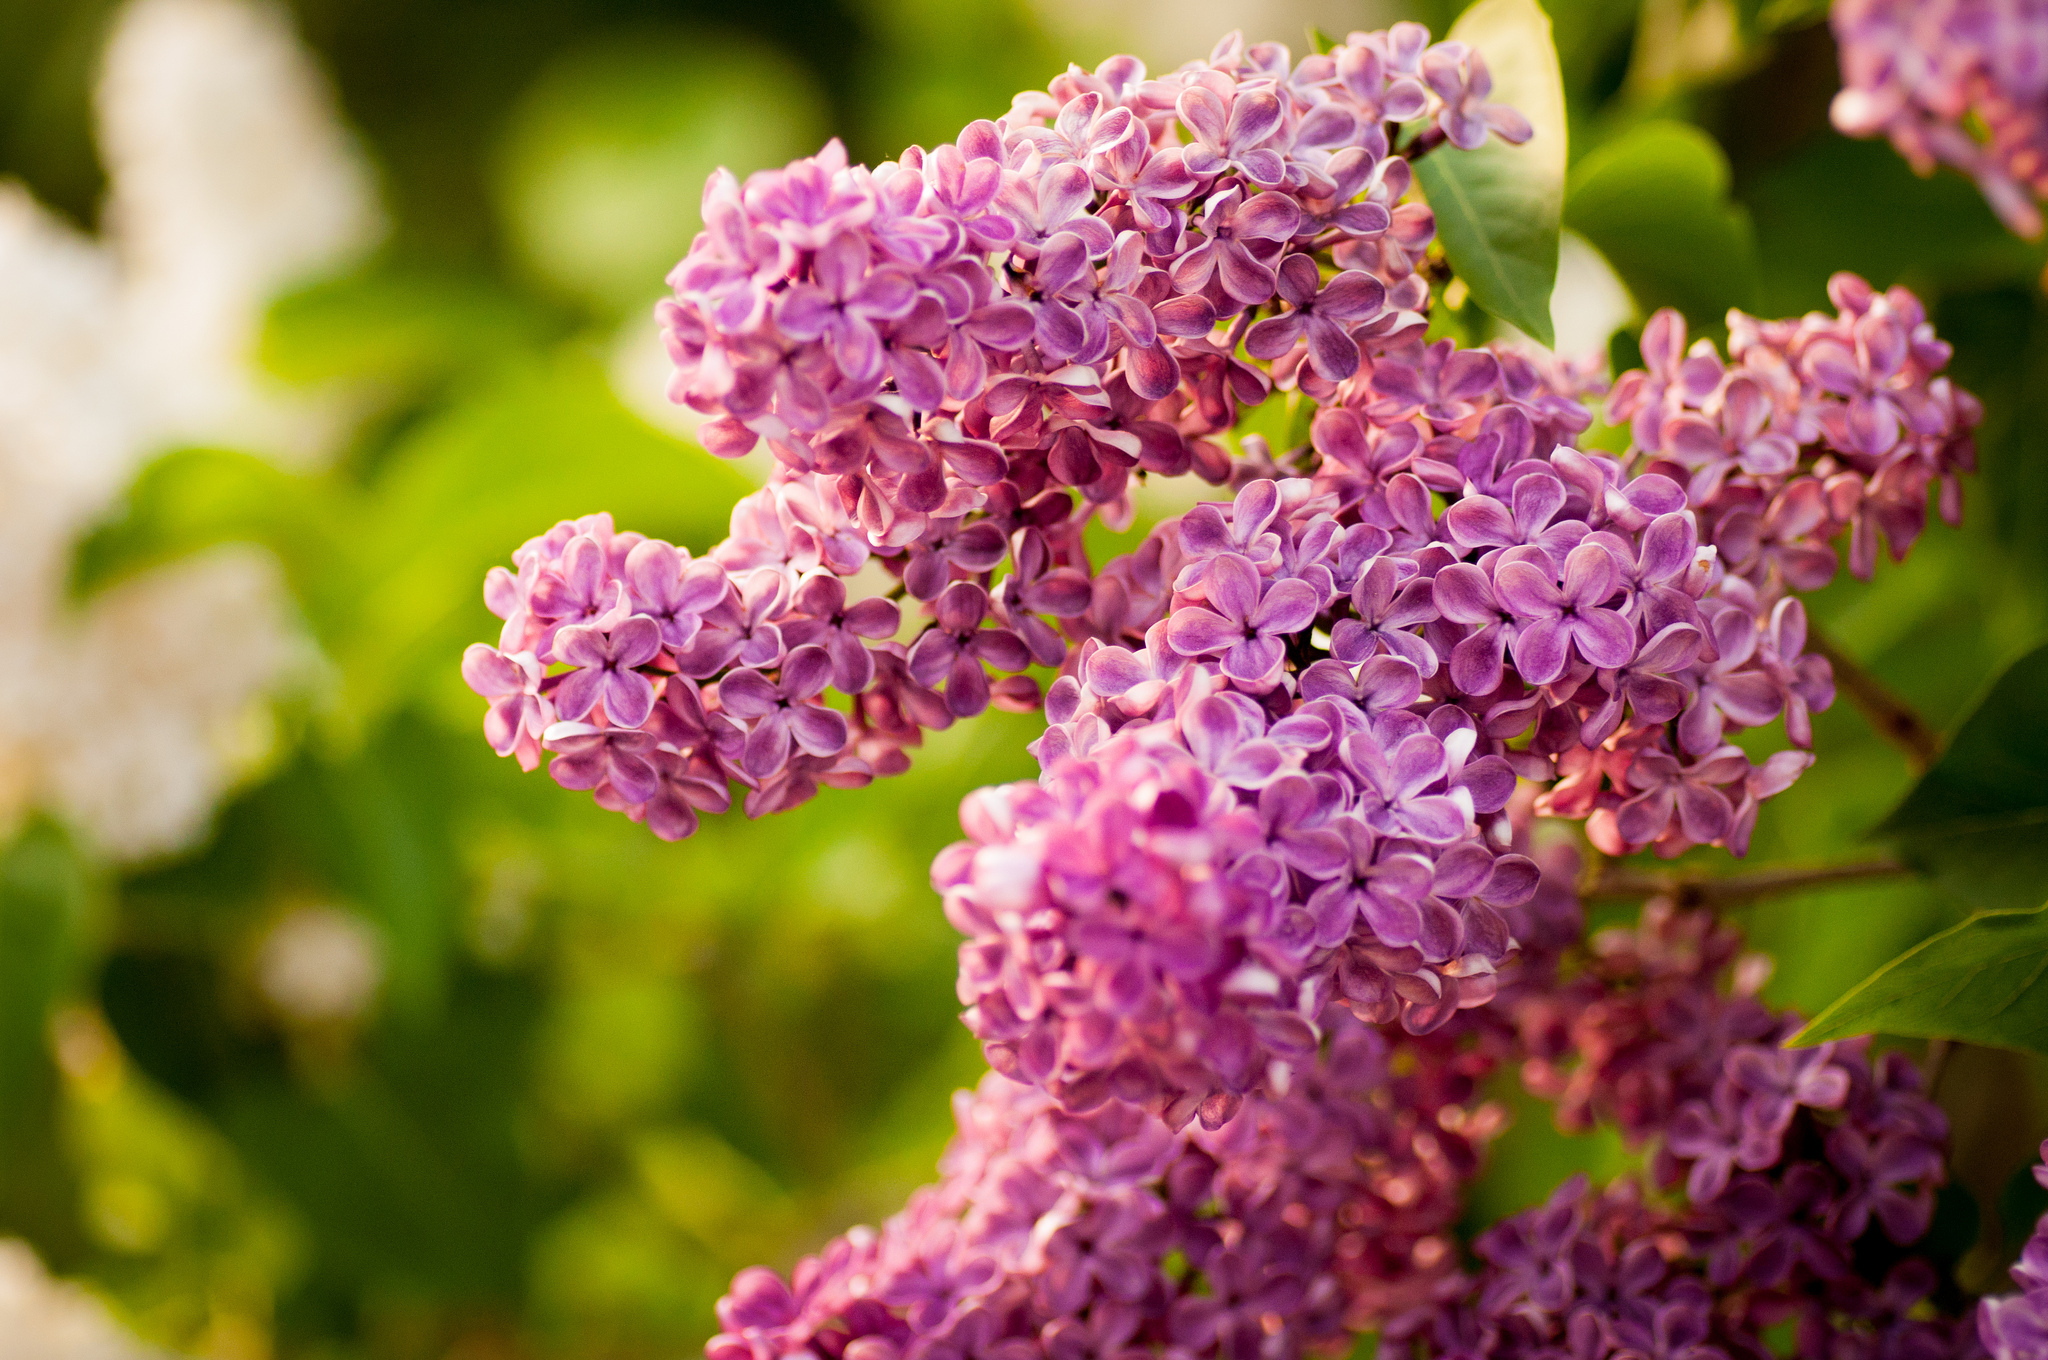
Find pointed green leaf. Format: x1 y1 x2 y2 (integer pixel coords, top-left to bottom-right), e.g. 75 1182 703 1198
0 821 91 1251
1877 640 2048 912
1794 902 2048 1055
1411 0 1567 346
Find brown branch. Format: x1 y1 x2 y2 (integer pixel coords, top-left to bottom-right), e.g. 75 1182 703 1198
1585 856 1914 910
1806 624 1945 775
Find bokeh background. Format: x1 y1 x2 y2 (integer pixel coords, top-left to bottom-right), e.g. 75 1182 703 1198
3 0 2048 1356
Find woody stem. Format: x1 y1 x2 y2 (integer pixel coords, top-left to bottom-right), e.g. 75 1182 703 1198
1806 624 1945 774
1584 857 1915 910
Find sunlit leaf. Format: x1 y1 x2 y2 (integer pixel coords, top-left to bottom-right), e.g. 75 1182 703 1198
1794 901 2048 1055
68 447 359 647
0 822 91 1116
1412 0 1567 346
0 823 93 1249
344 349 752 720
497 32 826 316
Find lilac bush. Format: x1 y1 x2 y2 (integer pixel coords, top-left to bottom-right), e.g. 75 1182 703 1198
457 20 2013 1360
706 1015 1492 1360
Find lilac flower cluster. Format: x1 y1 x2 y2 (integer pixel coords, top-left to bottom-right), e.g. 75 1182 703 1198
471 127 1977 1123
935 688 1531 1126
1536 279 1979 859
706 842 1988 1360
468 1 1979 908
705 1011 1497 1360
1611 282 1979 595
1387 895 1979 1359
465 22 1545 836
452 19 2024 1360
663 25 1528 485
934 284 1978 1114
1831 0 2048 237
1979 1142 2048 1359
466 25 1979 1138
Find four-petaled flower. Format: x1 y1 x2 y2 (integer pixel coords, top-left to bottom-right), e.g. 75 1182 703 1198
906 582 1033 716
1168 188 1301 305
1494 542 1636 685
718 644 851 778
1245 255 1386 381
1164 552 1319 685
780 573 902 694
1176 83 1288 186
553 615 664 727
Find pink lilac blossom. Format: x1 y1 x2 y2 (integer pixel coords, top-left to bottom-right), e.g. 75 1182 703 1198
707 846 1984 1360
465 22 1980 1118
1979 1142 2048 1359
705 1010 1501 1360
1830 0 2048 237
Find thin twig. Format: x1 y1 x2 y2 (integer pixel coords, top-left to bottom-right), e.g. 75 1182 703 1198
1806 624 1945 774
1585 857 1914 910
1402 124 1448 160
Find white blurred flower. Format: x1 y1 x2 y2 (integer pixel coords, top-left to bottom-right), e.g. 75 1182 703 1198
256 905 384 1025
0 0 377 860
100 0 382 464
0 1239 167 1360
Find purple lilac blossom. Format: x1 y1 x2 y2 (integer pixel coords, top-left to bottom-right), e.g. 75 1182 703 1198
1831 0 2048 237
707 833 1989 1360
1980 1142 2048 1358
465 24 1980 1116
1378 875 1984 1360
705 1009 1498 1360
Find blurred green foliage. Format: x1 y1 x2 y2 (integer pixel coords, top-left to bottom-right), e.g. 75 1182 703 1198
3 0 2048 1356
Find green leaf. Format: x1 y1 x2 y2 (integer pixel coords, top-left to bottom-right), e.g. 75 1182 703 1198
1876 639 2048 912
496 32 827 316
1412 0 1567 346
1743 135 2043 316
1794 901 2048 1055
67 447 364 658
1936 288 2048 591
1565 120 1760 328
0 822 93 1252
0 821 92 1116
262 264 557 390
